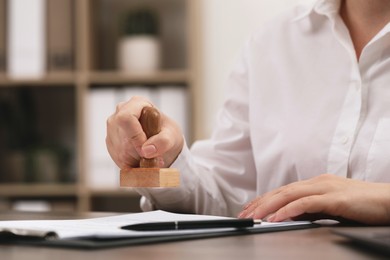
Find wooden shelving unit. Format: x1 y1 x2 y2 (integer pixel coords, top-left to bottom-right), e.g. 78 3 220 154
0 73 77 86
88 70 190 85
0 184 78 197
0 0 201 213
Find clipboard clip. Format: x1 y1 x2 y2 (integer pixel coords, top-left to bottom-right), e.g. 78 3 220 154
0 227 58 240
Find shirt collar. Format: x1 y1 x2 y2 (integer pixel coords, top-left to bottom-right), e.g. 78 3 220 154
313 0 390 37
293 0 342 22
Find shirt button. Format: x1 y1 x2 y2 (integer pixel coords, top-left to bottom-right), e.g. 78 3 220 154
341 136 349 144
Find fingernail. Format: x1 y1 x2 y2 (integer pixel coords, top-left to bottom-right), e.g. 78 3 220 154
247 212 254 218
243 202 252 210
241 211 254 219
142 145 157 157
157 157 165 167
267 214 276 222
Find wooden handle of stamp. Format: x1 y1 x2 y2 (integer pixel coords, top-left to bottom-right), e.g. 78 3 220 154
139 106 161 168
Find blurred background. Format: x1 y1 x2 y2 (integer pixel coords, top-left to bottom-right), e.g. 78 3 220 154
0 0 312 213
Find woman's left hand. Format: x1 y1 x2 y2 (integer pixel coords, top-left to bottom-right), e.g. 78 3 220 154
238 174 390 225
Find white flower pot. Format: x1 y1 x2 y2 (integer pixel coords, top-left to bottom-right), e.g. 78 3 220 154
118 35 161 73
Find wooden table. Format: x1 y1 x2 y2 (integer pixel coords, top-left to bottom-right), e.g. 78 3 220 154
0 211 387 260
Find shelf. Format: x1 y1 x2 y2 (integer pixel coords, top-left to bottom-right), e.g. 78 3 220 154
88 70 190 86
89 188 139 197
0 70 190 87
0 184 78 197
0 72 76 87
89 188 142 212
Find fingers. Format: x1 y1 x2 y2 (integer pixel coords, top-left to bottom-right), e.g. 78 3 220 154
267 195 327 222
141 121 175 158
106 95 184 169
141 115 184 166
239 176 390 225
113 98 152 151
238 174 345 220
106 96 153 169
239 178 321 219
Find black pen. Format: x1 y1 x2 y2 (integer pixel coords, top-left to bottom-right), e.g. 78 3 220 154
121 219 261 231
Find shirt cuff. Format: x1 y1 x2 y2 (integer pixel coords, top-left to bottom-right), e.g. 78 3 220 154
138 141 199 211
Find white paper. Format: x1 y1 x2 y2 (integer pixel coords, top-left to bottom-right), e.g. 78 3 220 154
0 210 312 240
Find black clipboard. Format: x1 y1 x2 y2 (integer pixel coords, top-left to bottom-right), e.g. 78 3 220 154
1 222 318 250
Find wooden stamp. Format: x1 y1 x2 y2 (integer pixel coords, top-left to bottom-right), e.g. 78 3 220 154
120 107 180 188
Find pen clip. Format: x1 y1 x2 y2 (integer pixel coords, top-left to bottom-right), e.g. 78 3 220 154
0 228 58 240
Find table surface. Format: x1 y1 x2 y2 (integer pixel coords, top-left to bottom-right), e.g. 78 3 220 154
0 211 388 260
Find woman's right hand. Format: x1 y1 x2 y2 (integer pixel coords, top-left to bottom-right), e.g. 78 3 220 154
106 96 184 170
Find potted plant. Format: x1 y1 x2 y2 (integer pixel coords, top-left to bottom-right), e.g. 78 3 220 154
118 8 161 73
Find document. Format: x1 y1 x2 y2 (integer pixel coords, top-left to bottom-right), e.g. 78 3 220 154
0 210 314 240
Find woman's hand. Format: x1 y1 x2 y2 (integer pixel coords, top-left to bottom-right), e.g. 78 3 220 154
106 96 184 170
238 174 390 225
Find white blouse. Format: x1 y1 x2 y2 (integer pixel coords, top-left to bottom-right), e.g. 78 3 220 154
136 0 390 217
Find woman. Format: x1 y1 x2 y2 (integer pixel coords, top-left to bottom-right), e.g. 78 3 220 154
106 0 390 225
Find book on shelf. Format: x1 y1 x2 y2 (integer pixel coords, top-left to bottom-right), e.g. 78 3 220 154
7 0 46 79
119 85 155 104
156 86 190 144
0 0 5 72
95 0 116 70
86 87 119 189
47 0 74 72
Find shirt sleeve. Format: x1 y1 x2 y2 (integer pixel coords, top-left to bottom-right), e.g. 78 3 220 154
137 40 257 217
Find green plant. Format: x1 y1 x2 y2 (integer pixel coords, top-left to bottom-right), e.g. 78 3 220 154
121 8 159 36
